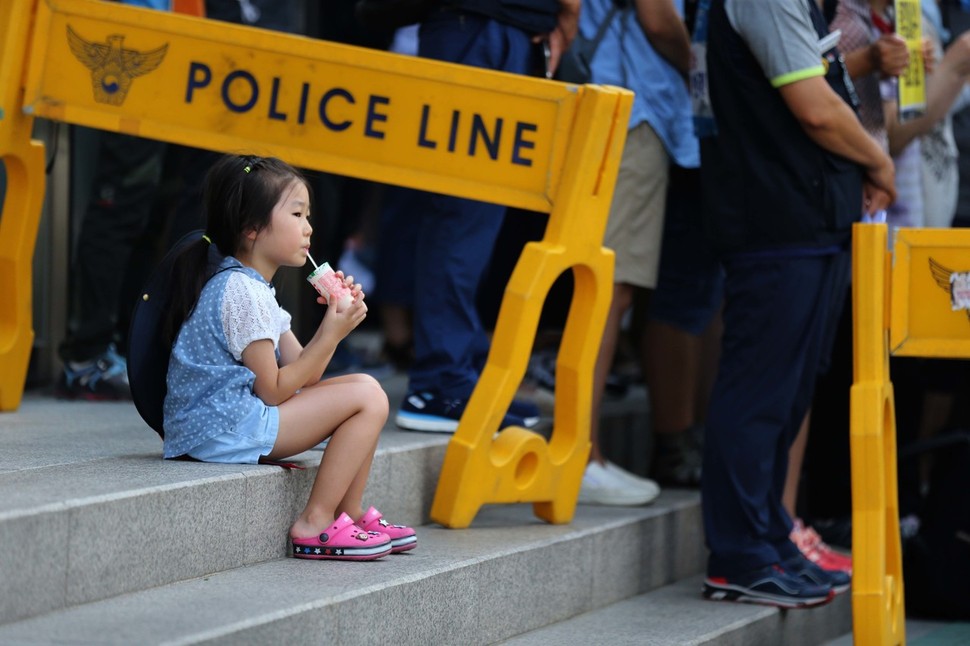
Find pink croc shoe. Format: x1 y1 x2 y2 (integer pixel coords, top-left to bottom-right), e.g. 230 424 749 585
292 512 392 561
357 506 417 553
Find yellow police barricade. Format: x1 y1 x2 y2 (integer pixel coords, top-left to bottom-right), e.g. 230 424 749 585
851 224 970 644
0 0 632 528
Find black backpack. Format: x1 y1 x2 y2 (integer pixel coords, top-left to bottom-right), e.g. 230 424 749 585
126 230 213 437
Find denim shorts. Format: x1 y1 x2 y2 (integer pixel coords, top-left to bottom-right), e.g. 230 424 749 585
648 166 724 336
187 405 280 464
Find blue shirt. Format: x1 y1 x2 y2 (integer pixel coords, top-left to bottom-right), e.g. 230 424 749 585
584 0 699 168
163 257 289 459
122 0 170 10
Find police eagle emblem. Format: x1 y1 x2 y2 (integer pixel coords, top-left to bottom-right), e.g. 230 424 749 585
67 25 167 106
929 257 970 319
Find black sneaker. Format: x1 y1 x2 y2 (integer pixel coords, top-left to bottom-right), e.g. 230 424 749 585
781 553 851 594
527 349 629 398
395 391 540 433
651 429 703 487
55 344 131 401
703 563 835 609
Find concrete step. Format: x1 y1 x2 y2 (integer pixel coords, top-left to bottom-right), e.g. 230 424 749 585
501 576 853 646
0 496 705 645
0 380 442 625
0 370 653 628
3 369 857 644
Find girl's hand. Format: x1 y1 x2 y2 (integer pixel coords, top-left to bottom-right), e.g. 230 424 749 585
336 270 365 305
320 290 367 341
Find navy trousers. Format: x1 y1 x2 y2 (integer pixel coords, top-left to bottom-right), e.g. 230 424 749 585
405 10 535 398
702 251 848 577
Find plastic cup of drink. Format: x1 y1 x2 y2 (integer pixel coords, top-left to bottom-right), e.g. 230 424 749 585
307 262 354 310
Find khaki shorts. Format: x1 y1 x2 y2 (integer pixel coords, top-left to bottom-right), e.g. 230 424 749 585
603 121 669 289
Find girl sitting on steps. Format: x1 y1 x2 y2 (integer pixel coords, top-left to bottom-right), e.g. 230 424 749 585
161 153 415 560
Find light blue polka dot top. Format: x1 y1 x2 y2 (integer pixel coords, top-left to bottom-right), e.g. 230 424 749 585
163 256 291 459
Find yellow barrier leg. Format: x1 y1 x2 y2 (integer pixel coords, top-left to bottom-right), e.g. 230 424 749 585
0 0 46 411
430 88 632 528
850 222 906 645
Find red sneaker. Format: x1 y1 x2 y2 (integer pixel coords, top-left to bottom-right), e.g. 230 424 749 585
791 518 853 574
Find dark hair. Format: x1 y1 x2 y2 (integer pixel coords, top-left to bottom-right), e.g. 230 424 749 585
163 154 311 346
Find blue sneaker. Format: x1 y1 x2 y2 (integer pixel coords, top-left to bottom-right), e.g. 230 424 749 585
507 398 541 427
782 553 851 594
56 343 131 401
396 391 540 433
703 563 835 609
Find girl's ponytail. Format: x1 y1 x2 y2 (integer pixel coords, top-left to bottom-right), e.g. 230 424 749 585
162 234 220 348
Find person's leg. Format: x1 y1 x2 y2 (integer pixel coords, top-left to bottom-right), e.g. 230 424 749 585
579 122 667 505
407 192 506 397
645 321 700 436
783 412 811 516
778 253 854 572
645 166 723 486
269 374 389 538
375 184 420 369
766 256 854 588
62 132 167 362
402 10 533 404
703 255 838 577
804 289 854 530
590 282 634 465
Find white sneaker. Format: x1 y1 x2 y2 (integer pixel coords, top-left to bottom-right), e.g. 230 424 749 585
605 461 661 494
577 461 660 506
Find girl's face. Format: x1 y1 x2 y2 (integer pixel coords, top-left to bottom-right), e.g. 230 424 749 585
251 179 312 275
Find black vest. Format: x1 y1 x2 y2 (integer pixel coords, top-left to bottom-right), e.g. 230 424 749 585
700 0 864 254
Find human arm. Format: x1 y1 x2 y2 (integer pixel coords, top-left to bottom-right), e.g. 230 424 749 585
730 0 895 207
778 76 896 208
633 0 691 78
842 33 909 80
240 272 365 406
536 0 581 76
886 32 970 155
245 296 367 406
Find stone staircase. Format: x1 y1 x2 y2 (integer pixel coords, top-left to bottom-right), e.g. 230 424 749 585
0 372 852 645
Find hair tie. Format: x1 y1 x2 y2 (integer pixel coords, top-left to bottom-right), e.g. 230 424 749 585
243 165 252 173
201 234 212 244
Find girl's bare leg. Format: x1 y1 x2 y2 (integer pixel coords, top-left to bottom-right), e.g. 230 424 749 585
267 374 388 538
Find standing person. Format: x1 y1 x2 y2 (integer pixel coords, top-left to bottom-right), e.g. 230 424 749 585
642 0 725 490
793 0 970 568
393 0 578 432
779 0 910 577
162 154 416 560
576 0 695 506
699 0 894 608
643 164 723 489
55 0 172 400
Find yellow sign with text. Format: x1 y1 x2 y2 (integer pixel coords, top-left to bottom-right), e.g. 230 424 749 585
895 0 926 120
4 0 636 531
890 228 970 357
24 0 578 212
